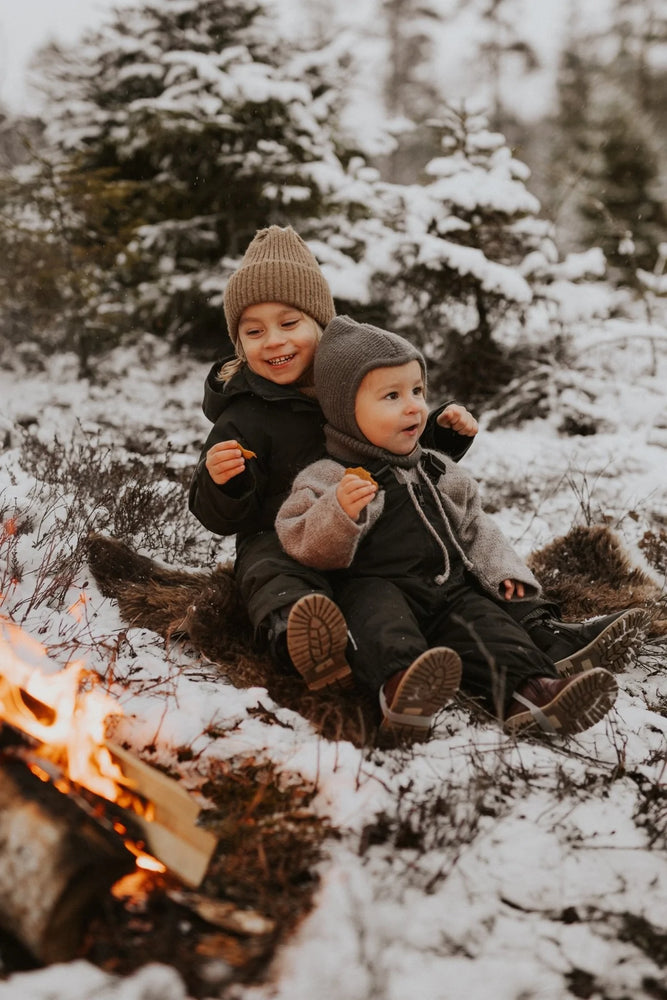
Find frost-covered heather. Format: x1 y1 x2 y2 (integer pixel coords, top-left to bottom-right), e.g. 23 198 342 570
0 312 665 999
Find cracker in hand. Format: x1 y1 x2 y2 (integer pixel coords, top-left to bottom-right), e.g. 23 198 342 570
344 466 378 488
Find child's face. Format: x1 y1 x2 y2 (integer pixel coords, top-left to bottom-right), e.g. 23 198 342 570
238 302 319 384
354 360 428 455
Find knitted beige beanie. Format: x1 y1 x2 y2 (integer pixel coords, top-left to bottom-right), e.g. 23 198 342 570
223 226 336 345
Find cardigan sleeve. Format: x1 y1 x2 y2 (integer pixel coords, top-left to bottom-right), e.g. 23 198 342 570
276 460 383 570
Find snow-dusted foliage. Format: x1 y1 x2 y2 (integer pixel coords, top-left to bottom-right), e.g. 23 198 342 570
0 150 133 375
14 0 366 354
312 103 598 403
2 0 665 413
546 0 667 272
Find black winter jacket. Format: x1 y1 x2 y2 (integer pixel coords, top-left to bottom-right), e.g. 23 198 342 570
188 360 474 542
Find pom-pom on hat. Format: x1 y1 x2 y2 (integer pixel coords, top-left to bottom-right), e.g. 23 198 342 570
314 315 426 441
223 226 336 345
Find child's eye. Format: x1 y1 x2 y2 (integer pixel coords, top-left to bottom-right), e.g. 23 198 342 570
413 385 424 396
243 327 262 337
282 319 299 329
385 391 399 400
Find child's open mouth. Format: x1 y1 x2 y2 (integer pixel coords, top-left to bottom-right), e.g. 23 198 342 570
267 354 296 367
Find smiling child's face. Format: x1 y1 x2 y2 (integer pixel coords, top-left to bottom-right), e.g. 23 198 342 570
238 302 319 384
354 360 428 454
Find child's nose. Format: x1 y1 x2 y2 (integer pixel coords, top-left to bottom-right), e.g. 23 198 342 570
265 325 288 345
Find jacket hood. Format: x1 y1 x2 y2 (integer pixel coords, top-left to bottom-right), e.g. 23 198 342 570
201 358 319 424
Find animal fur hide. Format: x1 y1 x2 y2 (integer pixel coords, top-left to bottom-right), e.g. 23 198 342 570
527 524 664 627
87 524 664 746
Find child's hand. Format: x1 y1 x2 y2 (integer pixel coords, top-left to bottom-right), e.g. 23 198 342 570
437 404 478 436
205 440 248 485
337 473 378 521
501 579 525 600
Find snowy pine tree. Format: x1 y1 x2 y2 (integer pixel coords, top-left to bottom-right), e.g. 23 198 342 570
360 103 560 404
581 92 667 278
463 0 540 133
0 140 133 374
8 0 367 358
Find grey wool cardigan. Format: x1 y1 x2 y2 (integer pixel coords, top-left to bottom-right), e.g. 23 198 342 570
275 451 542 601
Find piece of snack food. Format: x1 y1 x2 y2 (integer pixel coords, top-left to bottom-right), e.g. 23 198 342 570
344 466 378 488
239 446 257 460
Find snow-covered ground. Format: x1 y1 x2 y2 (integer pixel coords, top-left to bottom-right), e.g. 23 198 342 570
0 330 665 1000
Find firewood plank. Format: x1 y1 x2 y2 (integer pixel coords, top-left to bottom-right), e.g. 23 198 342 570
105 741 217 887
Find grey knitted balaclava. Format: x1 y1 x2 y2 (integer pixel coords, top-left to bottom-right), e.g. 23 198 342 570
314 316 426 466
223 226 335 345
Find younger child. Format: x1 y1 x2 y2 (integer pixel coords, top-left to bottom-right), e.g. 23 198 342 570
275 316 620 739
188 227 477 689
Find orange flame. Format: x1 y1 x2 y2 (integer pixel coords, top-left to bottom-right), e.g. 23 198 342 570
0 615 125 800
0 617 212 887
125 841 167 873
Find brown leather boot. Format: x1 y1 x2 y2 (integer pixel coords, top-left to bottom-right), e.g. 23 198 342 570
286 593 353 690
379 647 462 741
504 669 618 737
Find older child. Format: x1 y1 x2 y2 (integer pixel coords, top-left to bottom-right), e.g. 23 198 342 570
275 317 620 739
188 226 477 690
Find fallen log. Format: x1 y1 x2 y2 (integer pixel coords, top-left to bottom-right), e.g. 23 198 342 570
0 756 134 963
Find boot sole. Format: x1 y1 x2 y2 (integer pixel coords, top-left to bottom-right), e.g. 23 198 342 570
504 668 619 737
554 608 650 677
287 594 353 691
380 647 462 740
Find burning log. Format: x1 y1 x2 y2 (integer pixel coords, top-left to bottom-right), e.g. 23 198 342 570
0 756 134 963
0 619 325 988
0 616 218 890
105 741 218 888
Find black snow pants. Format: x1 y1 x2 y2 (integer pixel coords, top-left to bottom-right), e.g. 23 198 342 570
336 572 559 717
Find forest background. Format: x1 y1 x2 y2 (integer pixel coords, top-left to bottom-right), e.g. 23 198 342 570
1 0 666 399
0 2 666 999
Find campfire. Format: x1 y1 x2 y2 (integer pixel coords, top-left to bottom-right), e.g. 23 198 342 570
0 615 218 964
